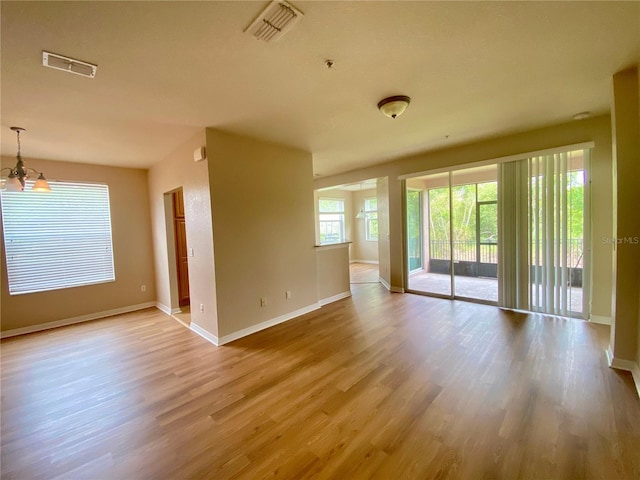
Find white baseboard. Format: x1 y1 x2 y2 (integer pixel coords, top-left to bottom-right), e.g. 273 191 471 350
190 322 219 346
156 303 171 315
216 303 321 346
590 315 612 325
350 260 379 265
0 302 156 339
155 302 180 315
606 346 640 398
379 278 404 293
319 291 351 306
605 345 614 366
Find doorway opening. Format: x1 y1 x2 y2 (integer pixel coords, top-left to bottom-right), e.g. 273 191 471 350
349 179 381 284
314 178 385 285
164 188 191 326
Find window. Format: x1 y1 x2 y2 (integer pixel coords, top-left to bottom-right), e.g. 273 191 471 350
1 181 115 295
318 198 345 244
365 197 378 241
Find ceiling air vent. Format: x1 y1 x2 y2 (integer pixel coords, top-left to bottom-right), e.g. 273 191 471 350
42 51 97 78
245 0 303 42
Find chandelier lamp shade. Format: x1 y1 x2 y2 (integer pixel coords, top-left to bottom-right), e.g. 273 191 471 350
1 127 51 192
377 95 411 119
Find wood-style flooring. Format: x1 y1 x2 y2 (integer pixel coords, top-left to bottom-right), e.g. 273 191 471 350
1 284 639 479
349 262 379 284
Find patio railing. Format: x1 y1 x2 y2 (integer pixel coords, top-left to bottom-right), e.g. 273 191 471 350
429 239 583 267
429 240 497 263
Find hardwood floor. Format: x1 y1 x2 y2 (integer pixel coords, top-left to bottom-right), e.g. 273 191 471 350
349 262 379 284
172 305 191 327
2 284 639 479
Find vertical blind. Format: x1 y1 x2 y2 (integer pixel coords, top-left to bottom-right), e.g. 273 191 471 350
498 149 589 318
1 181 115 295
497 161 529 310
528 152 587 317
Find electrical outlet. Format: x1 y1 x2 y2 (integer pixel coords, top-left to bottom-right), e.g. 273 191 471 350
285 290 291 299
141 285 146 292
260 297 267 307
200 304 204 313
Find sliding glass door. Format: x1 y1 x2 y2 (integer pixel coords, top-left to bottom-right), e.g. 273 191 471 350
405 166 497 303
406 189 423 273
451 171 498 303
404 149 589 317
406 175 452 296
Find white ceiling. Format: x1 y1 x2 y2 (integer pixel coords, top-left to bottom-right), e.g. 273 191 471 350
2 1 639 177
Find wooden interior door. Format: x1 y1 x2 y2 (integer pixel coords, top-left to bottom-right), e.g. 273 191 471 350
173 189 190 307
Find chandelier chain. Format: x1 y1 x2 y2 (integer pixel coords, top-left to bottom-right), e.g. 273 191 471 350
16 129 21 157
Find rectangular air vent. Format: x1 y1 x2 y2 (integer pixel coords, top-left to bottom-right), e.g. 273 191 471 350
42 51 97 78
244 0 303 42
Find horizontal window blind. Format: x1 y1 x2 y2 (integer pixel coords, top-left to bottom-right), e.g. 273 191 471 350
1 181 115 295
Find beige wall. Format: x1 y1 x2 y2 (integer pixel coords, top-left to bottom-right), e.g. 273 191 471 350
352 188 378 263
148 130 219 336
1 157 156 332
377 177 391 286
610 66 640 363
315 115 614 318
206 129 317 338
314 188 353 260
316 244 350 301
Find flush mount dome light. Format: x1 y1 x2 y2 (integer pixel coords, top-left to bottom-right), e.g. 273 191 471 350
378 95 411 119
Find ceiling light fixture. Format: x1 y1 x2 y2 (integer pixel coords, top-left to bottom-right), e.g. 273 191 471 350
573 111 590 120
378 95 411 119
1 127 51 192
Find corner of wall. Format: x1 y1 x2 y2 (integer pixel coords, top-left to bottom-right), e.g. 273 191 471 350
205 129 317 339
149 129 219 338
610 66 640 365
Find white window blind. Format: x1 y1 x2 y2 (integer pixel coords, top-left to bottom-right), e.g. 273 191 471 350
1 181 115 295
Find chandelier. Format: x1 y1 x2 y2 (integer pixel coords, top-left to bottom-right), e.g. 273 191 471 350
1 127 51 192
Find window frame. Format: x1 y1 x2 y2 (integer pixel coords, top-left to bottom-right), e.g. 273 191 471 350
364 197 378 241
318 197 345 245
